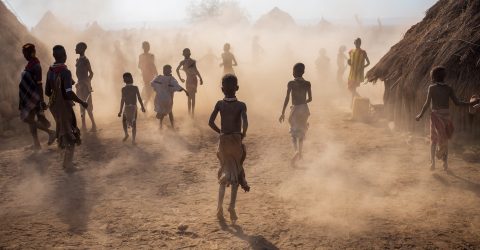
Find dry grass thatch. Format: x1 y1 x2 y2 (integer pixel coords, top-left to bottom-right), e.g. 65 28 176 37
366 0 480 137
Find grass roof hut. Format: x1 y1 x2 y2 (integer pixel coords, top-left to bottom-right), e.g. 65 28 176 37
366 0 480 139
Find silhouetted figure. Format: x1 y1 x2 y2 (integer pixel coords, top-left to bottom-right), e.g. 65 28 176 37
46 45 88 172
19 43 56 149
176 48 203 118
152 65 188 129
315 48 330 83
209 74 250 224
220 43 238 75
279 63 312 164
138 41 158 109
251 36 264 62
416 66 479 171
337 45 348 85
75 42 97 132
118 73 145 145
348 38 370 104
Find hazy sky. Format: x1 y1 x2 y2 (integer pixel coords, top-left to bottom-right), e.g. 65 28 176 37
6 0 437 28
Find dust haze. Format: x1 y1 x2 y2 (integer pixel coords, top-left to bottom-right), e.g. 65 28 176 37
2 0 480 249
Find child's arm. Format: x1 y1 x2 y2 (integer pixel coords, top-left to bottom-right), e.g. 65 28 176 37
232 54 238 66
176 61 185 83
306 83 312 104
364 51 370 67
279 83 292 122
450 87 477 106
241 104 248 139
195 64 204 85
208 102 221 134
136 86 146 112
87 59 94 81
118 90 124 117
416 86 432 121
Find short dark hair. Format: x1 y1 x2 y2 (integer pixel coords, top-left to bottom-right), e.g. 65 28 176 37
123 72 132 79
222 74 238 92
431 66 446 82
293 63 305 74
76 42 87 51
163 64 172 71
22 43 35 55
52 45 66 60
183 48 190 54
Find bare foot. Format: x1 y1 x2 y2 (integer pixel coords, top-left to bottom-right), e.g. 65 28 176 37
90 127 97 133
132 141 137 146
123 134 129 142
430 163 435 171
217 208 225 221
443 161 448 171
228 207 238 224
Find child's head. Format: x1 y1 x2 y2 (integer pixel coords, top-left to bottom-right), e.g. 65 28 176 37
354 38 362 48
142 41 150 53
183 48 191 58
431 66 446 82
223 43 230 52
53 45 67 63
75 42 87 55
123 72 133 84
221 74 238 97
22 43 36 61
163 64 172 76
293 63 305 78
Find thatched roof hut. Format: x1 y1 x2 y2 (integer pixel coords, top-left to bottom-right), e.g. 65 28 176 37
254 7 296 31
0 2 49 136
366 0 480 138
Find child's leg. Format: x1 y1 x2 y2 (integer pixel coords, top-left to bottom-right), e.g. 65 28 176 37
228 184 239 222
87 109 97 131
188 93 196 117
430 143 436 170
291 136 298 152
169 112 175 128
443 145 448 170
187 96 192 114
63 144 75 170
132 121 137 145
80 106 87 130
122 116 129 141
159 115 164 129
298 137 304 158
217 183 226 219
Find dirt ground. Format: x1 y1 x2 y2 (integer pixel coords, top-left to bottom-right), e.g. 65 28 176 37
1 98 480 249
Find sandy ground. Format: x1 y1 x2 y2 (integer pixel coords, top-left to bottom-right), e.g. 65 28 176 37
1 99 480 249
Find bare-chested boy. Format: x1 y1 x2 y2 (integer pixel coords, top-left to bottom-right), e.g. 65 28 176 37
208 74 250 224
118 73 145 145
176 48 203 118
138 41 158 109
46 45 88 172
75 42 97 132
279 63 312 163
416 66 479 171
220 43 238 75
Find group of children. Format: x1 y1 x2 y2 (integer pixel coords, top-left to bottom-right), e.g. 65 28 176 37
18 37 479 224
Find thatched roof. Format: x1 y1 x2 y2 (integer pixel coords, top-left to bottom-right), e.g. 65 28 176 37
254 7 296 30
367 0 480 97
32 11 69 38
0 1 49 124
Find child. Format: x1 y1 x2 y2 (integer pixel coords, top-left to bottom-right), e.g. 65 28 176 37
220 43 238 75
279 63 312 163
118 73 146 145
347 38 370 105
138 41 158 108
46 45 88 172
176 48 203 117
416 66 479 171
208 74 250 224
151 65 188 129
19 43 56 149
75 42 97 132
